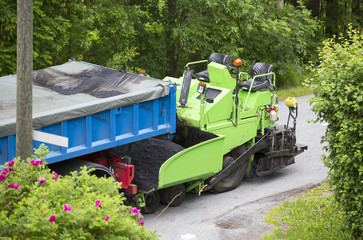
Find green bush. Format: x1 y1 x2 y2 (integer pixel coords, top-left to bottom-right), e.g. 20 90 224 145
263 183 353 240
0 146 158 239
306 27 363 238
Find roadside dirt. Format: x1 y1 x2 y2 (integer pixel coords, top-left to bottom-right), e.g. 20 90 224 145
213 180 328 240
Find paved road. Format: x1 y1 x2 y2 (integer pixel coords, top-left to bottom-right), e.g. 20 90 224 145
144 94 329 240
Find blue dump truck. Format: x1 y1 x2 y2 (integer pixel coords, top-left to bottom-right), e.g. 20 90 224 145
0 55 306 213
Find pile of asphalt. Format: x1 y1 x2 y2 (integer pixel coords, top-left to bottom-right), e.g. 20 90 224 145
111 138 185 188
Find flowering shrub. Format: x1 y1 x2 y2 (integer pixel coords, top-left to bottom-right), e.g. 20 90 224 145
0 146 158 239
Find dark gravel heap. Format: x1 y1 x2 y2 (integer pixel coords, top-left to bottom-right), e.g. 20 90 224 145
33 67 149 98
111 138 185 188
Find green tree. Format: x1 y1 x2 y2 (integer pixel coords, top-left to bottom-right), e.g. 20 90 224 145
288 0 362 36
126 0 321 86
90 0 142 71
33 0 69 68
307 28 363 238
0 0 70 75
1 0 322 88
0 0 18 75
0 0 140 76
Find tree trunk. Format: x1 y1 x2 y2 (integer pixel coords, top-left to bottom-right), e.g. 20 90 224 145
16 0 33 159
310 0 321 17
166 0 178 77
287 0 299 7
67 0 72 59
352 0 362 32
326 0 339 35
277 0 284 9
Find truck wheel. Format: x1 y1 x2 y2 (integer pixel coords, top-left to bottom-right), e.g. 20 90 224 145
211 152 248 193
159 184 186 207
141 191 160 214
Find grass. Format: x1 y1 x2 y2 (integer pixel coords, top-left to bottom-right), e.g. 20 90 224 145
276 86 313 100
263 183 353 240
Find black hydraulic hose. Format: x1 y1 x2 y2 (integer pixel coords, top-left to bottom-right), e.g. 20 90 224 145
286 105 298 131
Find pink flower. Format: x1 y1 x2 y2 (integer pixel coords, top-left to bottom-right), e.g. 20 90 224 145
138 219 144 226
49 215 56 222
1 168 9 175
118 206 122 210
35 159 43 165
7 203 11 206
63 204 71 212
24 164 27 167
38 177 46 184
14 184 19 190
8 183 14 188
30 160 37 166
0 174 6 182
104 216 109 221
41 194 44 198
95 200 102 208
41 209 43 213
53 172 58 181
8 160 15 167
130 207 140 216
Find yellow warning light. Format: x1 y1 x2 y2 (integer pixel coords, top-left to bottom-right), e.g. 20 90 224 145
285 97 297 108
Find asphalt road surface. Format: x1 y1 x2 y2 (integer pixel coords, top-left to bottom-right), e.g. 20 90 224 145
144 94 329 240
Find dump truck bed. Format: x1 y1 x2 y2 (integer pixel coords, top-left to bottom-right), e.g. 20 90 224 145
0 61 176 164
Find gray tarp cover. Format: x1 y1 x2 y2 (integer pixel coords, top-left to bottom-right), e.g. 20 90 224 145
0 61 170 138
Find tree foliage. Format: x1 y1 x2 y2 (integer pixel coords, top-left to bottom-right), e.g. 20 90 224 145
1 0 321 88
0 0 17 75
307 28 363 238
2 0 360 86
126 0 321 85
0 0 140 76
290 0 362 36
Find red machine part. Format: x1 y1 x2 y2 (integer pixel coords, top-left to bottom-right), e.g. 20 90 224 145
79 152 136 191
110 156 135 189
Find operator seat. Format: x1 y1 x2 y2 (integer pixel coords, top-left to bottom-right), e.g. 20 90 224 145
239 61 275 92
194 53 233 82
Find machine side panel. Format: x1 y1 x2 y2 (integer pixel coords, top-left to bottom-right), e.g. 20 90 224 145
158 136 225 189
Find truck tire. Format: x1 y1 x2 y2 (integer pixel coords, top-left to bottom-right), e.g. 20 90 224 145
141 191 160 214
159 184 186 207
211 145 248 193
